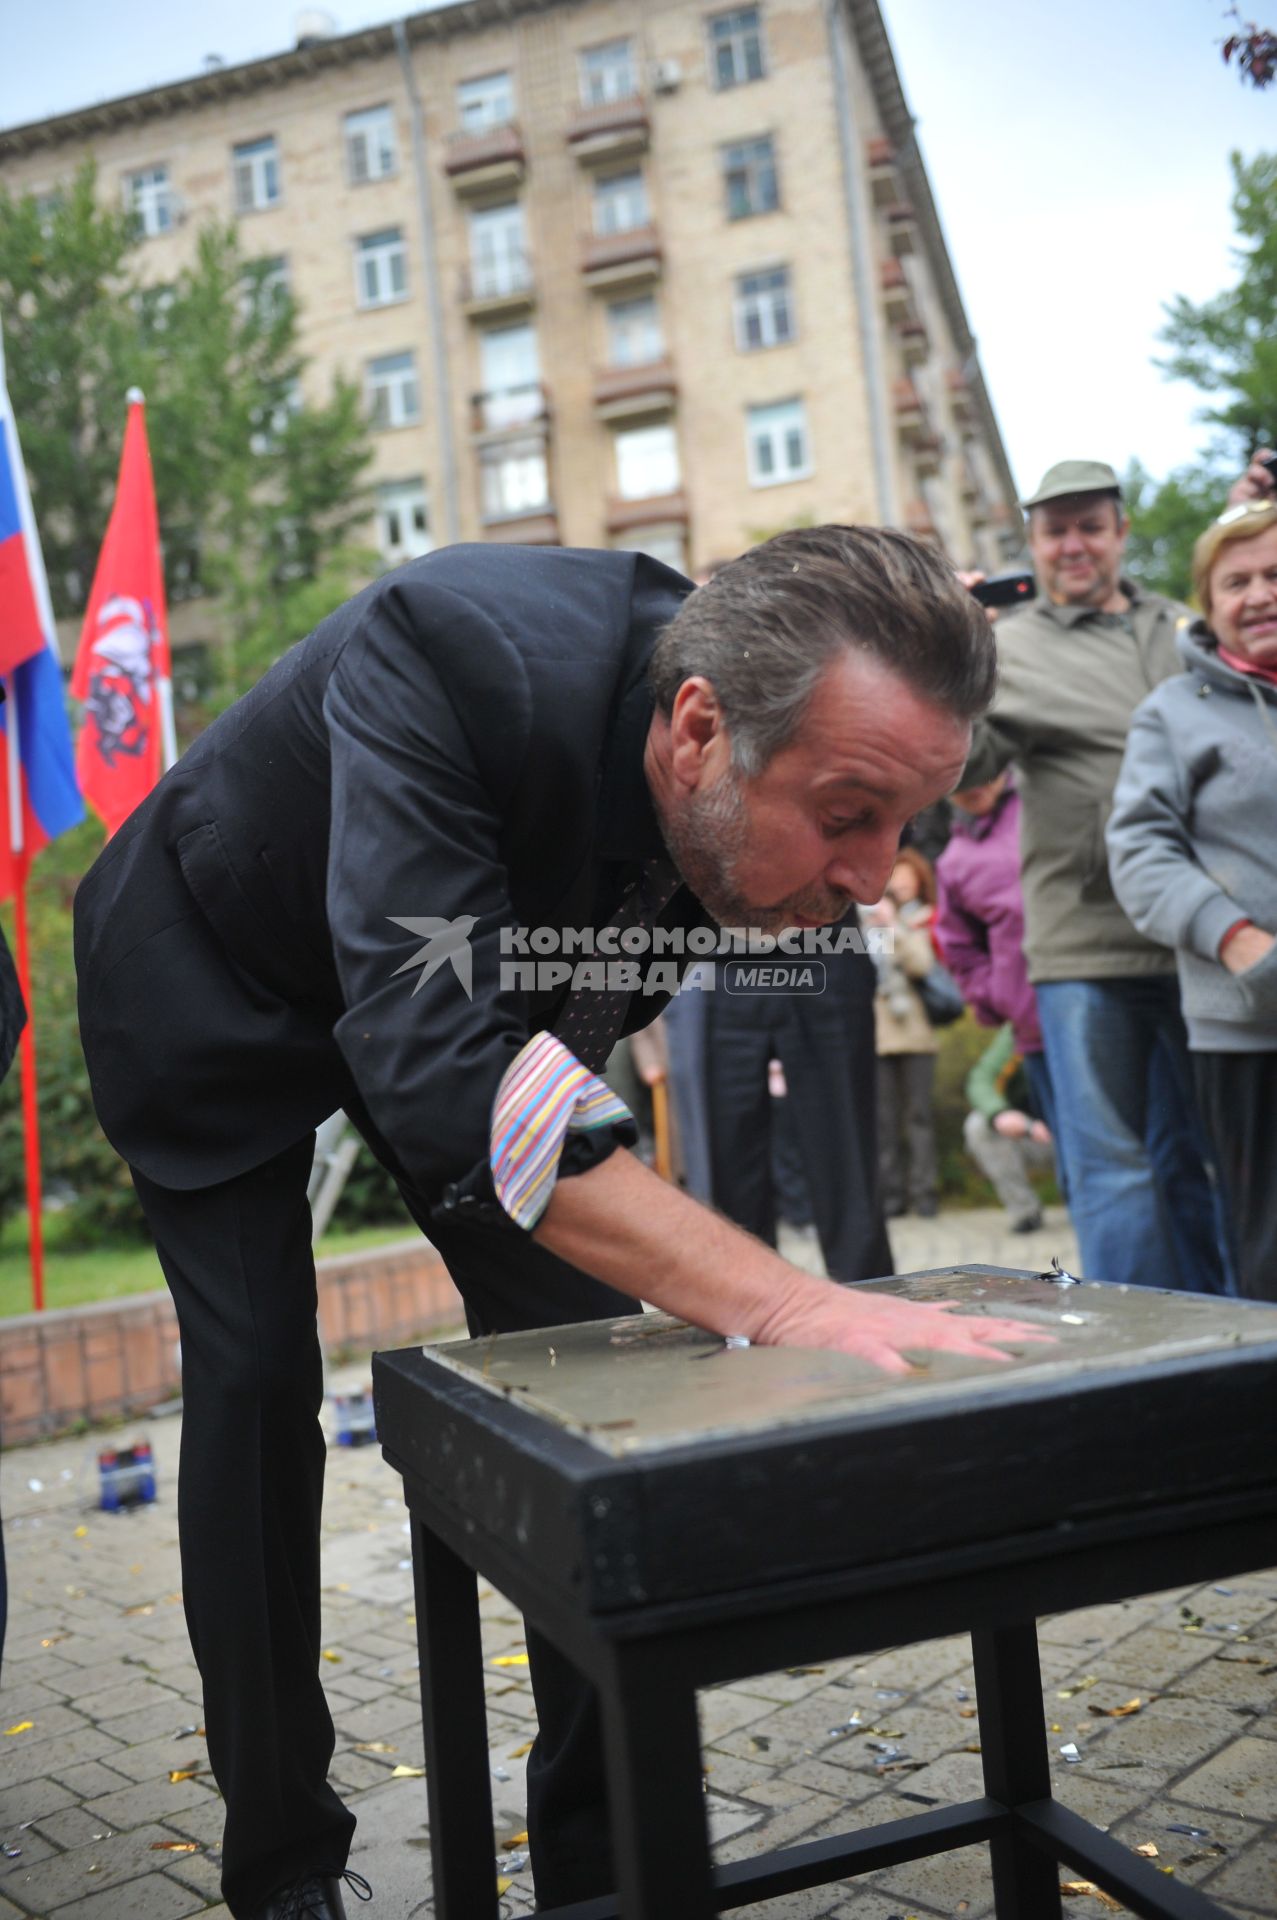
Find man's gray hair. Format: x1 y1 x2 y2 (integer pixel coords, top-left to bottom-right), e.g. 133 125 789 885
649 524 997 776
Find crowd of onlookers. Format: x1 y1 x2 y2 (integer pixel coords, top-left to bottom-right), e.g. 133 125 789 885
634 449 1277 1302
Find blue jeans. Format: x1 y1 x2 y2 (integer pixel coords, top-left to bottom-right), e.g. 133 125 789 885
1034 976 1230 1294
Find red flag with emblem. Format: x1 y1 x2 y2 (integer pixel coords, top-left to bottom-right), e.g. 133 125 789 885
71 389 176 837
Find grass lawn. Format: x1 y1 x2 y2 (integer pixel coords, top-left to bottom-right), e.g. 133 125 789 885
0 1216 419 1319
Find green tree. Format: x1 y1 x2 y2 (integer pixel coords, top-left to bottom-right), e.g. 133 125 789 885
0 165 385 1247
1123 150 1277 603
1121 459 1230 603
0 162 377 701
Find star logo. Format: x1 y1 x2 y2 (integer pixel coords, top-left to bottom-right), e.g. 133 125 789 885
387 914 477 1000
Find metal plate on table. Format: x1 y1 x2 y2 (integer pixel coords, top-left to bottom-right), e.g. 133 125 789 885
424 1270 1277 1459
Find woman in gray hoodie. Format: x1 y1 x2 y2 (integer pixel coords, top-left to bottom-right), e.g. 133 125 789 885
1107 499 1277 1299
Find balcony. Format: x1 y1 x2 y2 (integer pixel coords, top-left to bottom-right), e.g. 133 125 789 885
912 432 943 479
883 201 917 256
459 252 535 320
866 135 899 208
905 499 938 542
606 489 689 536
899 317 929 369
947 366 976 426
567 93 650 165
880 256 910 321
444 120 526 196
893 377 931 444
470 382 551 442
581 223 663 292
592 359 677 423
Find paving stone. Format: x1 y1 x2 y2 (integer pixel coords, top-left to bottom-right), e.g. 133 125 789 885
1198 1832 1277 1915
48 1870 206 1919
848 1840 994 1916
47 1758 135 1799
1106 1793 1264 1889
84 1772 218 1831
0 1823 196 1913
0 1772 77 1822
0 1724 122 1785
1172 1733 1277 1815
154 1844 226 1902
31 1802 122 1851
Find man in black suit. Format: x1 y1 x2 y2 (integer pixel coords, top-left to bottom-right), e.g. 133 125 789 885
75 527 1044 1920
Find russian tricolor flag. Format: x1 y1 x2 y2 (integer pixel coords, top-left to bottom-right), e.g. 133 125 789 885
0 332 84 896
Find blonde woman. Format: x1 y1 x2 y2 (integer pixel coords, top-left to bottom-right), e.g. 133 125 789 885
1108 499 1277 1299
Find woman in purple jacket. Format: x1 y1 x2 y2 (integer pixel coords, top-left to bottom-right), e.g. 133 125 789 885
934 772 1059 1150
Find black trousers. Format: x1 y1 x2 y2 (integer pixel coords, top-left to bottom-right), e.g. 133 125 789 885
1193 1049 1277 1303
703 956 892 1283
132 1125 636 1916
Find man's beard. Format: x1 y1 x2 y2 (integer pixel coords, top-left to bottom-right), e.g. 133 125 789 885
659 764 854 935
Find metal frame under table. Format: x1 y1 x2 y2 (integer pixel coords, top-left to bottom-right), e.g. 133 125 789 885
372 1266 1277 1920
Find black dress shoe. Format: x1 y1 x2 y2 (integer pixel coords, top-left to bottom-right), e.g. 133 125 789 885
249 1868 371 1920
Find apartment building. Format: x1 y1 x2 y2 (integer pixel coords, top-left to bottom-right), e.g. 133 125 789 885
0 0 1021 593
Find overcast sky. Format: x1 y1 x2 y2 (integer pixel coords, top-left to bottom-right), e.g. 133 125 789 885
1 0 1270 494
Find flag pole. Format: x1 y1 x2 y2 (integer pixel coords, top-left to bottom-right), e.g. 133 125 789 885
124 387 178 774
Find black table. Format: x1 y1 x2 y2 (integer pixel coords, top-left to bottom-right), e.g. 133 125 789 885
372 1267 1277 1919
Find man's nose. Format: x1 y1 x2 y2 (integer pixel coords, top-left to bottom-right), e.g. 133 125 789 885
827 836 897 903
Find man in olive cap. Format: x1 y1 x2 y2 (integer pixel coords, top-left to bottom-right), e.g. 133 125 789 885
960 459 1230 1295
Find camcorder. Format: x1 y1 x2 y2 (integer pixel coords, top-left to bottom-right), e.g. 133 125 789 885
968 570 1036 609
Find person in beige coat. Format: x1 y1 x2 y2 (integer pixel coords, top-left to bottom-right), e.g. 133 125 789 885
871 848 941 1218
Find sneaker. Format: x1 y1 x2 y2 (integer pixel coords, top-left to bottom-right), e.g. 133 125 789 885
1010 1209 1044 1234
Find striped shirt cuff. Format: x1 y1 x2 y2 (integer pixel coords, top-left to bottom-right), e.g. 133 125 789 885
490 1031 634 1232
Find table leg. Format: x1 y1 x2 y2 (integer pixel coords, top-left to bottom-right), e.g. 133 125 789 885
411 1515 499 1920
972 1621 1063 1919
596 1642 716 1919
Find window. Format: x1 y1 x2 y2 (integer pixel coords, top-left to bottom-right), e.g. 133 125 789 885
606 295 664 368
367 351 421 430
593 168 649 237
249 378 302 455
457 71 515 132
377 480 432 562
579 38 636 105
468 202 529 299
479 323 542 429
124 165 175 238
722 136 778 220
346 105 396 184
355 228 408 308
734 265 793 349
242 255 290 322
746 398 810 485
615 423 680 500
232 136 282 212
481 438 549 519
709 7 765 89
614 529 687 573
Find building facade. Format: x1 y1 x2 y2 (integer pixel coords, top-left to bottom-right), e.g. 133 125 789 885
0 0 1021 598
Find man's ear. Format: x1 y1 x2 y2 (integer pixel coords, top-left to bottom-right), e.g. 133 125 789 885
668 677 728 787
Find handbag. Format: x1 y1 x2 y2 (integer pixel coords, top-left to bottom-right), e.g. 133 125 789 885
916 961 965 1028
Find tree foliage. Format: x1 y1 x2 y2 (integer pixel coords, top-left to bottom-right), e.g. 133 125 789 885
1123 150 1277 602
0 165 394 1246
1222 8 1277 86
0 161 377 704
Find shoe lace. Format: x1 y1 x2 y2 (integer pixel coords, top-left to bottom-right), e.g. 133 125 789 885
277 1869 373 1917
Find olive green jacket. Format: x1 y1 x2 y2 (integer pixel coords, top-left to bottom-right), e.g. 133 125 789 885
961 581 1188 984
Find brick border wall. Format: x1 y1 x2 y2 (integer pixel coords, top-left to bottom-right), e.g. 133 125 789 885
0 1239 465 1447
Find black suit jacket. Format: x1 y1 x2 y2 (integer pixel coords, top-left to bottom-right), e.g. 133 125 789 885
74 545 699 1213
